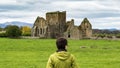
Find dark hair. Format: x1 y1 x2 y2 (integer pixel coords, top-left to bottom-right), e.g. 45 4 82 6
56 37 67 50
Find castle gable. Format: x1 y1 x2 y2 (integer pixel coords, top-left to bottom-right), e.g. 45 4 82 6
80 18 92 28
79 18 92 38
32 16 47 38
34 16 46 27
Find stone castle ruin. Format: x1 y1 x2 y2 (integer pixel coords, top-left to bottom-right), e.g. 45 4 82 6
31 11 92 39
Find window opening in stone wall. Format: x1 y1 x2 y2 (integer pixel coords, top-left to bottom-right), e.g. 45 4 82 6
68 31 70 38
68 34 70 38
37 29 39 35
35 27 38 36
40 28 42 34
87 26 88 28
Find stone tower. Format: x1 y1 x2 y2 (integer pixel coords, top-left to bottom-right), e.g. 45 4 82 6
46 11 66 38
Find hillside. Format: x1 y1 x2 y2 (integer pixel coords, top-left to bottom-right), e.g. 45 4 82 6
0 21 33 28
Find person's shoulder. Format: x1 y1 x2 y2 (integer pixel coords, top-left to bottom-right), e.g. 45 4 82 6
68 53 74 57
49 52 56 57
69 53 76 59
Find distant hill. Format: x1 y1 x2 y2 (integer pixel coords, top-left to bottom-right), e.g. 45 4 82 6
99 28 119 31
107 28 119 31
0 21 33 28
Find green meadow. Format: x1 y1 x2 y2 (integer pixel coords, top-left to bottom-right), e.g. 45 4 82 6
0 38 120 68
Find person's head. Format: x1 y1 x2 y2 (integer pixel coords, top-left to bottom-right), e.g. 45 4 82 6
56 37 68 50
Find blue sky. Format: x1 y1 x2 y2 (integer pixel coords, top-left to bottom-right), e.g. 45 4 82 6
0 0 120 29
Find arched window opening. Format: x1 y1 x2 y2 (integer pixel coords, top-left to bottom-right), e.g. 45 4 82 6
68 34 70 38
68 31 70 38
40 28 42 34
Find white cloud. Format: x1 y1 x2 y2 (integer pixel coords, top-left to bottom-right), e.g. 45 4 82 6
0 0 120 29
0 0 17 4
90 17 120 29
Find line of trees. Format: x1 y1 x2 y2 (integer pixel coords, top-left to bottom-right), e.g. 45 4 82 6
0 25 31 38
92 29 120 38
1 26 120 39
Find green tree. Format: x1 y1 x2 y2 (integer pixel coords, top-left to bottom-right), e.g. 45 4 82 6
6 25 22 38
0 27 3 31
21 26 31 36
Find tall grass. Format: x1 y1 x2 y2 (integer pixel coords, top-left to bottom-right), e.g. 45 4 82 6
0 38 120 68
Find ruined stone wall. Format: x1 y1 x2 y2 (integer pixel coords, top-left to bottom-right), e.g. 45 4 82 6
32 17 47 38
79 18 92 39
32 11 92 39
70 26 80 39
65 19 80 39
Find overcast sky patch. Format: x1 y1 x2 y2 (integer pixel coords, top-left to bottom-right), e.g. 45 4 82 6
0 0 120 29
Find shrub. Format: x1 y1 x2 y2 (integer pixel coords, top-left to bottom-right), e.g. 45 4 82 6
116 35 120 38
6 25 22 38
98 34 106 38
106 35 112 38
21 26 31 36
0 32 7 37
22 32 31 36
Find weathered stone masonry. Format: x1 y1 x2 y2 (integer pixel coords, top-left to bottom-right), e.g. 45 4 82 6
31 11 92 39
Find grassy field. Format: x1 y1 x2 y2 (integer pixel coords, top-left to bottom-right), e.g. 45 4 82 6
0 38 120 68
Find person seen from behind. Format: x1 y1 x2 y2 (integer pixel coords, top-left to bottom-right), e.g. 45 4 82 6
46 37 78 68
